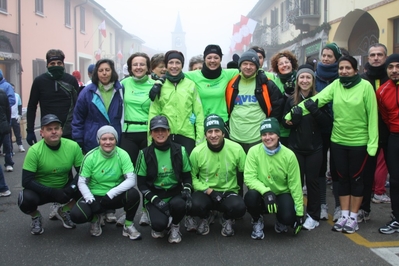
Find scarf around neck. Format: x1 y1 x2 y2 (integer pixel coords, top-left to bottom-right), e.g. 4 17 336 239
365 62 386 79
207 139 225 153
339 73 361 88
132 74 149 83
166 71 185 84
316 62 339 81
201 63 222 79
99 146 117 158
263 142 282 156
278 71 296 84
153 139 171 151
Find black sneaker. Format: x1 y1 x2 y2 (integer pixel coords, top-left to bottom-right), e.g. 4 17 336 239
31 216 44 235
55 206 76 229
379 220 399 234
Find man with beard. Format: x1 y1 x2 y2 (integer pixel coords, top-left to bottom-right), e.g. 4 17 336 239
376 54 399 234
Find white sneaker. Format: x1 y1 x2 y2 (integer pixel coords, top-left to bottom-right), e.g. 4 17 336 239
151 230 165 239
116 213 126 227
139 209 150 226
49 203 61 220
122 224 141 240
5 166 13 172
184 216 197 232
105 212 117 223
18 145 25 152
372 193 391 204
0 190 11 197
320 204 328 220
333 206 341 222
168 224 182 243
357 209 370 223
90 215 102 237
303 214 320 230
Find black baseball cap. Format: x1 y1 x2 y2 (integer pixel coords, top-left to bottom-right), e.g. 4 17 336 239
41 114 62 127
150 115 169 130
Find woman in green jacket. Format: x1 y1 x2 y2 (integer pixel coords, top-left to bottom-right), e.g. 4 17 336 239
285 55 378 234
148 50 204 155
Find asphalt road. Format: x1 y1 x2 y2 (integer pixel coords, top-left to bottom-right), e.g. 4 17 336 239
1 138 398 266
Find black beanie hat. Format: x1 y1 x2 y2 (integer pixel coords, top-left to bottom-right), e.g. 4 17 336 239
203 44 223 59
238 49 260 69
164 50 185 67
251 46 266 59
385 54 399 69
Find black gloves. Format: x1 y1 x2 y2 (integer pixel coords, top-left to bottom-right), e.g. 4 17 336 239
293 215 304 235
152 196 170 216
26 130 37 146
304 99 319 115
100 194 112 206
63 184 77 198
283 76 295 96
89 200 102 214
149 77 165 101
210 190 224 204
263 191 277 213
181 187 192 211
50 188 70 204
290 106 302 125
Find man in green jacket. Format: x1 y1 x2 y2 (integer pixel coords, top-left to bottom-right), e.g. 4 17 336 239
189 114 246 237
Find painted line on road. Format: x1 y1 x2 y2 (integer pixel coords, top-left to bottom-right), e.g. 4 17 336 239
303 196 399 248
371 247 399 265
327 218 399 248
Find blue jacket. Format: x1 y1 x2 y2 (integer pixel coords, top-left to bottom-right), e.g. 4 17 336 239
0 77 16 107
72 81 124 153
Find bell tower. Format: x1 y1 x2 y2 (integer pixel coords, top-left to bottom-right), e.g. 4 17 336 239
171 13 187 59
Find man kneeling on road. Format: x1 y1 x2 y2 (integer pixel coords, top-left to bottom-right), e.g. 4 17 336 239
18 114 83 235
189 114 247 237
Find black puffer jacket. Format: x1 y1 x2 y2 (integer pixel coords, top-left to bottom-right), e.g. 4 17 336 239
282 95 332 155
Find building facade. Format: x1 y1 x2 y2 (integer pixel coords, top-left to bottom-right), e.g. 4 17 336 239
248 0 399 71
0 0 141 106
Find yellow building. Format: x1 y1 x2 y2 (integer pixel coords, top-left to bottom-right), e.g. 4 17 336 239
329 0 399 70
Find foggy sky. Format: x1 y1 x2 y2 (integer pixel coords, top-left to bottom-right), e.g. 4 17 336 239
94 0 258 61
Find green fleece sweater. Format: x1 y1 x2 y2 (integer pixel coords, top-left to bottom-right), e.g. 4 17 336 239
190 139 246 194
244 143 303 216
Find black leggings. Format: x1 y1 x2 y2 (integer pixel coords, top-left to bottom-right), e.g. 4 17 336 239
146 194 186 232
331 142 368 197
70 188 140 223
295 149 322 221
360 148 380 212
190 191 246 219
18 188 81 214
244 189 296 226
386 134 399 218
120 132 147 166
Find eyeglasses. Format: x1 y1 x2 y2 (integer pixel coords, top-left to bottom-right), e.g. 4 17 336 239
132 63 146 67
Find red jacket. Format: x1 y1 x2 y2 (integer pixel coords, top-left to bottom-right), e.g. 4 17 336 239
376 79 399 133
